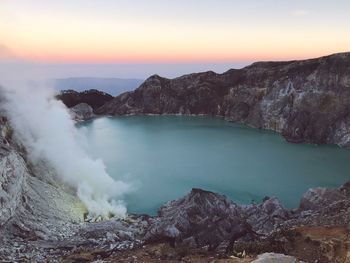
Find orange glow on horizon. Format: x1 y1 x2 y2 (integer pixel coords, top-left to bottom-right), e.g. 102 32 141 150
2 1 350 65
15 48 348 64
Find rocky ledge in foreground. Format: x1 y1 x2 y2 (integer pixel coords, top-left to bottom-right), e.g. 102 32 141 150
96 52 350 147
59 184 350 262
3 182 350 262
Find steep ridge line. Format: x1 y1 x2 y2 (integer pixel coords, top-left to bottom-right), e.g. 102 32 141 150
94 52 350 147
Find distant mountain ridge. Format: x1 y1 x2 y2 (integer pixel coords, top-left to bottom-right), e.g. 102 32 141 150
54 77 144 96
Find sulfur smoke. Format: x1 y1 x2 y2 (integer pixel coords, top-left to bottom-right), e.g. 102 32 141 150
0 79 130 218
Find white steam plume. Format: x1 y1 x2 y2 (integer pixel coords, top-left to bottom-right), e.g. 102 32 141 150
0 79 130 218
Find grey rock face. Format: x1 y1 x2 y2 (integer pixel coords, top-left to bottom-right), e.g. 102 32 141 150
70 102 95 121
145 188 248 250
0 151 27 225
0 117 27 226
145 188 289 252
143 181 350 255
0 115 149 261
296 182 350 226
0 116 85 261
244 197 289 234
97 52 350 146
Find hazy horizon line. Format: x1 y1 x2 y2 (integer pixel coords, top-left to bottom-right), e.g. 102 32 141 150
1 51 349 80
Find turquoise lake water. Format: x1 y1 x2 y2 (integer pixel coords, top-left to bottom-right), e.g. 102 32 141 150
78 116 350 215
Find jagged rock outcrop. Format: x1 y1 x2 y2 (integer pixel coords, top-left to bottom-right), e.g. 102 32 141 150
142 185 350 262
143 184 350 254
57 89 113 110
145 188 252 250
70 103 95 121
97 52 350 146
296 181 350 226
244 197 289 234
145 188 289 253
56 184 350 262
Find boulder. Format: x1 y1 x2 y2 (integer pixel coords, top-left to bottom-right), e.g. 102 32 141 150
70 103 95 121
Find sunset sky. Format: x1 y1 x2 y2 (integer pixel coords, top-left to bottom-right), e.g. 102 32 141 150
1 0 350 77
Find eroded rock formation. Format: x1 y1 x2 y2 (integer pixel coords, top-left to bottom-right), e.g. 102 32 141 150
97 52 350 147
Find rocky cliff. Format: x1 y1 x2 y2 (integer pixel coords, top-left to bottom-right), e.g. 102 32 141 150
97 52 350 147
0 115 85 260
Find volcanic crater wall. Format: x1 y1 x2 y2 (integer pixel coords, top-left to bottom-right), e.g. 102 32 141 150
97 52 350 147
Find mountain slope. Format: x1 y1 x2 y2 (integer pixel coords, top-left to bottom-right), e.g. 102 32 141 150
97 52 350 146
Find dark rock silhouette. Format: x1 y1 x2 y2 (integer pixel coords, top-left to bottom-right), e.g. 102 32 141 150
57 89 113 110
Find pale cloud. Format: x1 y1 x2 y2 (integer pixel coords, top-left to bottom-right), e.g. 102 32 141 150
291 10 309 17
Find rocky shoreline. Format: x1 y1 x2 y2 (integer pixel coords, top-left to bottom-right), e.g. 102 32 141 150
2 52 350 262
62 52 350 148
2 172 350 262
1 107 350 262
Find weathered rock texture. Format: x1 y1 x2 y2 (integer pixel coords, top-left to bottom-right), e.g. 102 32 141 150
0 116 26 226
0 115 147 261
59 184 350 262
0 115 86 261
145 189 288 251
69 103 95 121
97 52 350 146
